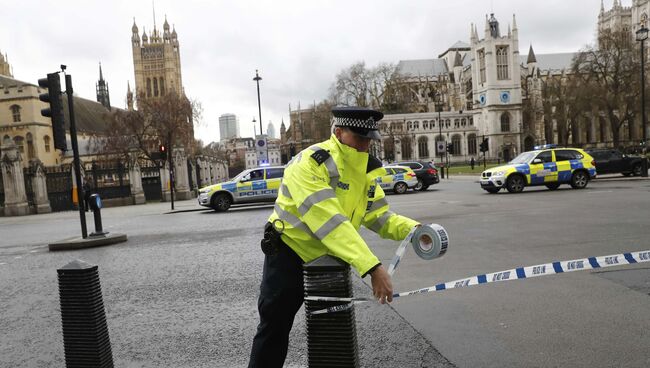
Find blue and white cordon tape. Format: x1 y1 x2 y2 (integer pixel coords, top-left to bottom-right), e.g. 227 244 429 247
307 226 650 314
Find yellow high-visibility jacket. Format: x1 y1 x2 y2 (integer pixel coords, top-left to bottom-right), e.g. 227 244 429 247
269 134 419 276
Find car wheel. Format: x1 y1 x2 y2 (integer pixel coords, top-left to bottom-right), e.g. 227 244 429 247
212 193 232 211
394 182 408 194
485 188 500 194
545 183 560 190
623 172 633 177
570 171 589 189
505 175 525 193
632 163 643 176
414 179 424 191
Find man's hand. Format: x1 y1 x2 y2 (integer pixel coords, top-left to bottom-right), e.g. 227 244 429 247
370 265 393 304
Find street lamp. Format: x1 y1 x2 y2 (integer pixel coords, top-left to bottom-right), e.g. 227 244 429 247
636 25 649 176
435 92 444 178
253 70 268 164
252 118 257 136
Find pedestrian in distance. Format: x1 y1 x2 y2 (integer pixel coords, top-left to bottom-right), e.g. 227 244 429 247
248 107 422 368
470 157 475 170
82 176 94 212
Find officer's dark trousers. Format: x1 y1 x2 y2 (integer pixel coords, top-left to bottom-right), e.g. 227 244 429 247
248 244 304 368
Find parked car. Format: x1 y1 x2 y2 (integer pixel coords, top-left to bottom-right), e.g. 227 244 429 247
197 166 285 211
396 161 440 191
378 166 419 194
585 148 647 176
479 145 597 194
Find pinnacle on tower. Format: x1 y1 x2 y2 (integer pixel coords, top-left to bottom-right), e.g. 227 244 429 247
600 0 605 14
527 44 537 64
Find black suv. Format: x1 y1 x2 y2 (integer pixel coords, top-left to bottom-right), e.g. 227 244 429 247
396 161 440 191
586 148 648 176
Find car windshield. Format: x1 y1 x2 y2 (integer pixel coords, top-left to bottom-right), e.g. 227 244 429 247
509 152 537 164
231 170 250 181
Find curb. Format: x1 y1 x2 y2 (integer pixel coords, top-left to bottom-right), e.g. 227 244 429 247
49 233 127 251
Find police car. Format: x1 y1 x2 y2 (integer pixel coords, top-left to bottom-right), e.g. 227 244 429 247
197 166 285 211
479 145 597 194
379 165 419 194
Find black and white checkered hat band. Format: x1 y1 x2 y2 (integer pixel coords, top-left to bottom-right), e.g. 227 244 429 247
332 117 378 130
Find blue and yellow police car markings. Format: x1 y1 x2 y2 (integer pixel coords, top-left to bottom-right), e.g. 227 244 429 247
252 181 267 190
222 183 237 192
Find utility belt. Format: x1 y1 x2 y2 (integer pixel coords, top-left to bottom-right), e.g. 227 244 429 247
260 221 285 256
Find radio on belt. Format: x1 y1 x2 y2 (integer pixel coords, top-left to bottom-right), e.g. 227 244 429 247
411 223 448 260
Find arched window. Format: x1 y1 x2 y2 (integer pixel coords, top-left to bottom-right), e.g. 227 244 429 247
383 138 395 162
146 78 152 97
10 105 21 122
401 138 412 160
159 77 165 95
13 136 24 154
461 118 466 126
153 78 159 97
467 134 477 155
496 46 509 80
44 135 51 152
452 135 461 155
414 121 419 130
26 133 34 159
446 119 451 128
431 120 436 128
418 136 429 158
423 120 429 129
454 119 460 128
501 113 510 132
407 121 412 130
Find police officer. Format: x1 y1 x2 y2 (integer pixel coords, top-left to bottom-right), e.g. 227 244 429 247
248 107 420 368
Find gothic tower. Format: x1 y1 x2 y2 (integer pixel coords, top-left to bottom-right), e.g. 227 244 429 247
0 50 12 77
96 63 111 110
131 16 183 99
470 13 522 161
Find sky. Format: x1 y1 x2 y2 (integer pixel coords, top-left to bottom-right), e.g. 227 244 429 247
1 0 608 144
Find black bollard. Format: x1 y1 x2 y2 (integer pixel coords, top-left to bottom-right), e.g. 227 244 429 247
304 255 359 368
57 260 113 368
89 194 107 237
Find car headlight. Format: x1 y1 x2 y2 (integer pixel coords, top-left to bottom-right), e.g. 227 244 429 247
493 171 506 176
199 188 211 194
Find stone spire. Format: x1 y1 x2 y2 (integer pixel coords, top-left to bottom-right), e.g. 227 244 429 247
527 44 537 64
488 13 500 38
126 81 134 110
96 62 111 110
600 0 605 14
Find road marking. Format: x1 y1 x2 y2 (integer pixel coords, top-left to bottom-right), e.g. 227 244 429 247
29 250 38 253
0 262 7 265
14 256 22 259
587 191 613 194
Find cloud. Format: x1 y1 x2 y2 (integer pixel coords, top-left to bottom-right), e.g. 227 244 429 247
1 0 605 143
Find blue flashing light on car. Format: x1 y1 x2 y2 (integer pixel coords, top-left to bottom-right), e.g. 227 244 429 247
533 144 559 150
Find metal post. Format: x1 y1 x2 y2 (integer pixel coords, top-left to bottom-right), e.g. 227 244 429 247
57 260 113 367
304 255 359 368
167 133 175 210
637 26 649 176
65 74 87 239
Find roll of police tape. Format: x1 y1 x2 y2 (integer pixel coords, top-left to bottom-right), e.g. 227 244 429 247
411 224 448 260
306 249 650 315
387 224 448 276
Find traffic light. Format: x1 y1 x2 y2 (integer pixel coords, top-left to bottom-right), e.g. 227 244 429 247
446 142 454 154
38 73 67 151
480 138 489 153
159 144 167 160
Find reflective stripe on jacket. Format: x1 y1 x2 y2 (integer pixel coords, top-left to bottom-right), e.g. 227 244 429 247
269 134 419 276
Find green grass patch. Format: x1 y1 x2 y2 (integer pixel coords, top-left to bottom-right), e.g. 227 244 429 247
442 164 501 175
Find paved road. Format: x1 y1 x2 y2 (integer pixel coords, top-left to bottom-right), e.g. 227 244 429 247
1 176 648 367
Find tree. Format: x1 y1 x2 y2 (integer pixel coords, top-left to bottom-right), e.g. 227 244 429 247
573 28 640 148
92 91 202 160
330 62 418 113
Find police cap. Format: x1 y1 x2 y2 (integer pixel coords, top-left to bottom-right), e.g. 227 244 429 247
332 106 383 140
